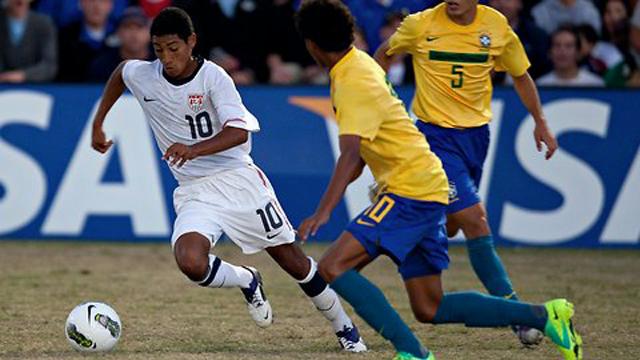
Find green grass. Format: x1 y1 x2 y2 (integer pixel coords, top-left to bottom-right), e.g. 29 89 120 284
0 241 638 359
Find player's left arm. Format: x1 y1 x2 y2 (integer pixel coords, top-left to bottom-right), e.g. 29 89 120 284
298 135 365 241
163 126 249 168
497 27 558 159
512 72 558 160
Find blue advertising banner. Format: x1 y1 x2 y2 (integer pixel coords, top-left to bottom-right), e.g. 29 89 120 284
0 85 638 248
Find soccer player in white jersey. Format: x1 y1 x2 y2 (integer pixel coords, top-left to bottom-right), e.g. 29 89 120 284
90 7 366 352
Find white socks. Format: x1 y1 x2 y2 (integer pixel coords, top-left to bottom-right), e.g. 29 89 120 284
298 257 353 332
198 254 253 289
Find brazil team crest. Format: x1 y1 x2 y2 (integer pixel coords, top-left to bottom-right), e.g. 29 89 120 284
188 94 205 113
479 33 491 48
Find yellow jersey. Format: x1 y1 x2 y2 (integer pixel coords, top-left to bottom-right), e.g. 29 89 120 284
330 47 449 204
387 4 530 128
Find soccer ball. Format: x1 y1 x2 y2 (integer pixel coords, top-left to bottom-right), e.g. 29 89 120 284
517 326 544 346
65 302 122 352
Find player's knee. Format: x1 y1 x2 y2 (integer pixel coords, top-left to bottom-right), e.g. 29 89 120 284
411 292 442 323
412 301 440 324
446 221 460 238
175 246 209 282
317 257 340 283
459 211 490 239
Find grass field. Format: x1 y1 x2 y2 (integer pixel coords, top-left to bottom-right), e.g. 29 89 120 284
1 241 638 359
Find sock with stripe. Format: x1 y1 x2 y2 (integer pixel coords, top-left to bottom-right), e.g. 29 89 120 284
298 257 352 332
197 254 254 289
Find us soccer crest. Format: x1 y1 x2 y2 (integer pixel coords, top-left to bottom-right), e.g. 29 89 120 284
479 33 491 48
188 94 205 113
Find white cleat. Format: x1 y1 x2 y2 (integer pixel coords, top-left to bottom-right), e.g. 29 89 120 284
336 324 367 353
241 266 272 328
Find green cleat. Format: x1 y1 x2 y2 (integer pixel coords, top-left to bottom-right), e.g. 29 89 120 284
392 351 436 360
544 299 583 360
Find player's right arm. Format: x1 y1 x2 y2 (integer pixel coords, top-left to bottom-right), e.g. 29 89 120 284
298 135 365 242
91 61 127 154
374 12 423 72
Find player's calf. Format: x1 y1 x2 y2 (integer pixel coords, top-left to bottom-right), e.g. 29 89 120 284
266 244 366 352
173 233 271 327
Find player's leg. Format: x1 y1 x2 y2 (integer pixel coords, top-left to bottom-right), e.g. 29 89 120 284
265 243 366 352
318 231 430 359
448 203 517 298
172 179 272 328
403 274 582 359
415 123 522 301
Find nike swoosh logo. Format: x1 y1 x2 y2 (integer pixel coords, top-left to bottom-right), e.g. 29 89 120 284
356 218 376 227
427 36 440 42
263 309 270 320
266 231 282 239
553 309 559 320
87 305 96 323
143 96 157 102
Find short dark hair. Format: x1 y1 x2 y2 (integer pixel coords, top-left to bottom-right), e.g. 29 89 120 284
295 0 355 52
575 24 598 46
150 7 194 42
552 24 581 51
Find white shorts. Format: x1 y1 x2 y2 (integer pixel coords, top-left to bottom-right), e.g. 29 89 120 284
171 164 295 254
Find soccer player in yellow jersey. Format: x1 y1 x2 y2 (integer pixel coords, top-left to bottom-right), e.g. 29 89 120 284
295 1 581 359
375 0 560 347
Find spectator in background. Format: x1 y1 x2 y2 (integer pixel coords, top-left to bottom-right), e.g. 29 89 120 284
490 0 550 80
87 6 152 82
576 24 628 86
538 25 605 86
604 0 631 50
36 0 127 29
378 11 413 85
532 0 602 34
265 0 320 84
137 0 171 18
631 3 640 70
343 0 426 53
353 26 369 52
0 0 57 82
57 0 115 82
173 0 270 84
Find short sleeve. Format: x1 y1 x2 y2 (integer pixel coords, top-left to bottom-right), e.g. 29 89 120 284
387 12 423 56
207 65 260 132
334 79 383 141
494 28 531 77
121 60 143 91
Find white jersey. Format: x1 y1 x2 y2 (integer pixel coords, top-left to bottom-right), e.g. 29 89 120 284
122 58 260 184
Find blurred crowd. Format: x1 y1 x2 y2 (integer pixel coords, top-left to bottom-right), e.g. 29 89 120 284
1 0 640 87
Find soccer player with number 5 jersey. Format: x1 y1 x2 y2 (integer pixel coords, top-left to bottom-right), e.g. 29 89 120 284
296 1 582 359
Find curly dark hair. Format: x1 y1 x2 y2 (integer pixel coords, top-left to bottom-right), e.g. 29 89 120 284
295 0 355 52
150 7 195 43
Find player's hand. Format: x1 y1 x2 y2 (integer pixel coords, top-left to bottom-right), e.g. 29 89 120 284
297 211 330 243
163 143 196 168
533 122 558 160
91 127 113 154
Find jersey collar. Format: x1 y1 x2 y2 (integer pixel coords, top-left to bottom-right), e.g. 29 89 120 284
162 57 205 86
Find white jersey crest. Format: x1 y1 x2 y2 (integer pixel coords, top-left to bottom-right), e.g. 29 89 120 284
122 59 260 184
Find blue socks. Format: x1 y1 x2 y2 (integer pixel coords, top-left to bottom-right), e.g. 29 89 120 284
331 270 428 358
466 235 518 300
433 291 547 330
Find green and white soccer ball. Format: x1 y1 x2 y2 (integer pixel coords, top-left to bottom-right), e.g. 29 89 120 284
65 302 122 352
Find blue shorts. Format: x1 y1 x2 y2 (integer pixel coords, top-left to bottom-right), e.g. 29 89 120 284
346 193 449 280
416 121 490 214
